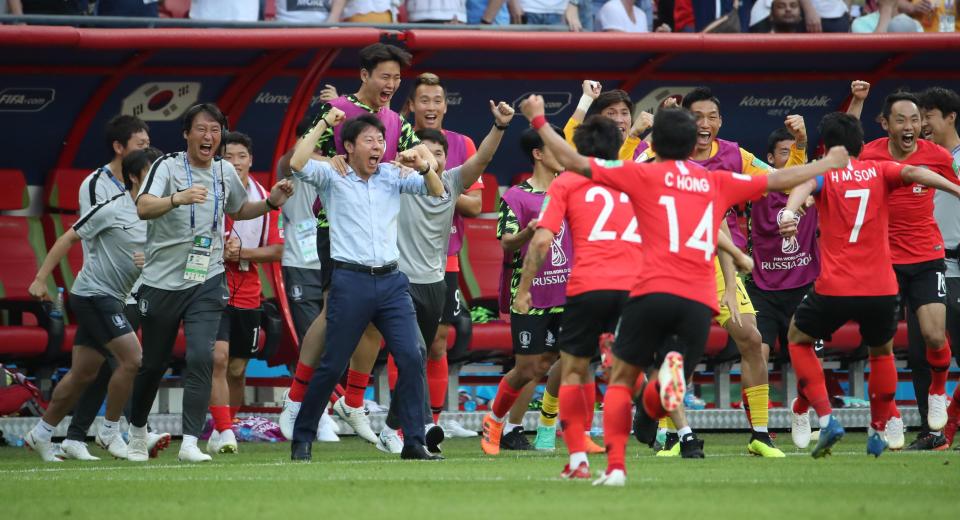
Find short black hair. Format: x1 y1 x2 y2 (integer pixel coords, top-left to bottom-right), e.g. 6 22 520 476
919 86 960 126
122 146 163 191
105 114 149 157
586 90 634 119
415 128 448 154
652 109 697 160
766 127 795 156
359 43 412 73
519 124 563 165
881 90 919 120
408 72 446 103
223 131 253 154
341 114 386 149
681 87 721 113
818 112 864 157
181 103 228 134
573 115 622 160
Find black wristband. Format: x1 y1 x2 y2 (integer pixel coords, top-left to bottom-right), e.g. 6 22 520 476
265 198 279 211
494 122 509 131
419 166 431 176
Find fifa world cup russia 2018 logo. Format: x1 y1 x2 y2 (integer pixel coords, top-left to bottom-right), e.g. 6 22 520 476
777 208 801 254
551 225 567 267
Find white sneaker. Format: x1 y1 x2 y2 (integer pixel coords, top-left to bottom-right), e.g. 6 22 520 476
658 351 686 412
442 419 478 438
178 443 213 462
95 431 128 459
59 439 100 461
592 469 626 487
206 430 221 454
327 410 341 435
928 393 948 431
317 409 340 442
790 398 812 449
127 435 149 462
218 429 238 454
279 389 301 441
885 416 905 450
24 431 63 462
146 431 171 458
333 396 378 444
377 428 403 454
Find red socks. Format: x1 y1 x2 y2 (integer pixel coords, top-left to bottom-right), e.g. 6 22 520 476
288 361 315 403
582 382 596 430
559 384 586 454
387 355 398 392
927 341 952 395
345 369 370 408
427 356 449 423
788 343 832 418
229 405 240 422
491 378 522 419
602 384 633 473
868 354 897 431
793 392 810 414
641 380 668 420
950 384 960 416
210 405 232 432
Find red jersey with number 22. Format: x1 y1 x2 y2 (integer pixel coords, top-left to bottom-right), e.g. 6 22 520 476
591 158 767 313
537 172 643 297
813 159 905 297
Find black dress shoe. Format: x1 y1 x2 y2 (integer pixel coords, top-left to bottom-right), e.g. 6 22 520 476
632 398 658 448
425 424 445 455
291 441 312 461
401 444 444 460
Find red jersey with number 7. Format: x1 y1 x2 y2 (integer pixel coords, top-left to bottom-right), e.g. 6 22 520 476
590 158 768 313
537 172 643 297
812 159 906 297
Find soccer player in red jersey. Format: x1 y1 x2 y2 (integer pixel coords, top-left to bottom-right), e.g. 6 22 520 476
520 95 849 485
856 89 960 449
780 112 960 458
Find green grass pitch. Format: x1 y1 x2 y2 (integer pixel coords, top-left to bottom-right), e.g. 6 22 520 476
2 433 956 519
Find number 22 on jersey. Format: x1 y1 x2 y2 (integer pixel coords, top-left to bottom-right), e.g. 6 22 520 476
585 186 642 243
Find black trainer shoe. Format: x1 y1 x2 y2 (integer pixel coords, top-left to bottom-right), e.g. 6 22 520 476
656 432 680 456
632 402 659 447
680 433 705 458
501 426 534 450
426 424 445 455
906 432 948 451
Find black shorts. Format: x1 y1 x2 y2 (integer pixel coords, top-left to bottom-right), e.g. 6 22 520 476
71 294 135 356
894 259 946 311
793 290 899 346
216 305 263 359
510 311 562 355
746 281 811 351
409 280 446 348
559 290 629 359
441 271 469 324
282 266 325 343
613 293 713 369
317 226 334 292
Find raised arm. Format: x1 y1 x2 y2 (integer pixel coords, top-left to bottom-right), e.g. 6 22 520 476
512 228 554 314
846 80 871 120
902 165 960 196
779 178 818 238
766 146 849 192
291 108 345 173
521 94 592 176
460 100 516 188
28 228 81 301
229 180 294 221
397 149 444 197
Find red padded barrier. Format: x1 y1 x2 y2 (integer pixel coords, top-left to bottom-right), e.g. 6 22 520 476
0 169 28 211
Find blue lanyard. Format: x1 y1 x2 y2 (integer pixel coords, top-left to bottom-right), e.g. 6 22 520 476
101 165 125 193
182 153 221 234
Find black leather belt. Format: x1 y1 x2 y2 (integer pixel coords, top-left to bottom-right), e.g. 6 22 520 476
334 261 399 275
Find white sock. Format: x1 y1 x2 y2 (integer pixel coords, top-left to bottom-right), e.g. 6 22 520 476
753 425 769 433
931 430 943 437
130 424 148 439
505 422 522 433
818 414 831 429
32 420 56 442
677 426 692 438
181 434 198 449
100 419 120 439
569 451 588 468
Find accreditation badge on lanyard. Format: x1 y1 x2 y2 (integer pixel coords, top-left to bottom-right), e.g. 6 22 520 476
182 154 222 282
296 219 319 263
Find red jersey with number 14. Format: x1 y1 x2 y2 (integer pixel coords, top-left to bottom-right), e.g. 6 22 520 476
537 172 643 297
591 159 768 313
813 159 905 297
859 138 959 264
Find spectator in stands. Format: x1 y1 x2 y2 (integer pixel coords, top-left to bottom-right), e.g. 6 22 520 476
190 0 259 21
1 0 23 15
903 0 958 32
95 0 158 17
130 103 293 463
852 0 923 32
275 0 345 23
342 0 394 22
799 0 850 32
520 0 580 29
466 0 509 24
406 0 467 23
749 0 805 32
21 0 85 14
596 0 649 31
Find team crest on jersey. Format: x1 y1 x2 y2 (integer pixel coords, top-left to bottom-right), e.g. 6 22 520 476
545 330 556 347
291 285 303 301
138 298 148 316
111 314 125 329
519 331 532 348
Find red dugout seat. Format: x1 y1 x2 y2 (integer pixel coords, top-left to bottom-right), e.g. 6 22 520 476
457 217 511 355
480 173 499 214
